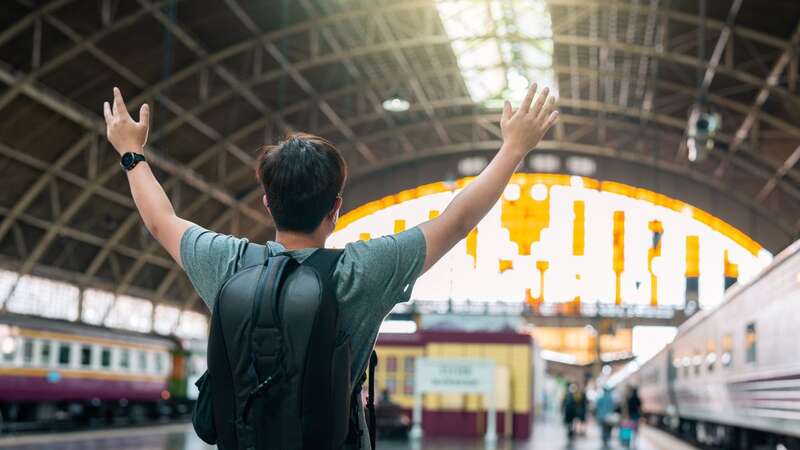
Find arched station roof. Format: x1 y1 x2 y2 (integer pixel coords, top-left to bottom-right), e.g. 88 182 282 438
0 0 799 313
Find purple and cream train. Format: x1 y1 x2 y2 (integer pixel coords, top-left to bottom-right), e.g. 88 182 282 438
618 239 800 449
0 313 195 428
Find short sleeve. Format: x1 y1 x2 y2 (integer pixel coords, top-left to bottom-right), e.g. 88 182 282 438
180 225 249 310
336 227 426 316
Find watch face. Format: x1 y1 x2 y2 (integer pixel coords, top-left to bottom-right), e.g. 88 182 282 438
122 153 134 167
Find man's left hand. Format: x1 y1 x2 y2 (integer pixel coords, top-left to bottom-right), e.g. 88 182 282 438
103 87 150 155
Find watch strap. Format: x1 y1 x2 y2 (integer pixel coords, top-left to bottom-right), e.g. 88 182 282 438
121 152 146 171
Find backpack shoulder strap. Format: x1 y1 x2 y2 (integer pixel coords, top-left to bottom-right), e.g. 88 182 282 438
240 242 268 269
367 350 378 450
300 248 343 278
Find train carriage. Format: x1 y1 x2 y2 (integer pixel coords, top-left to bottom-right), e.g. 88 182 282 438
620 239 800 449
0 313 183 429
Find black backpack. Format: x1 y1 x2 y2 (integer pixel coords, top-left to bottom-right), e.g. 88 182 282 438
192 245 378 450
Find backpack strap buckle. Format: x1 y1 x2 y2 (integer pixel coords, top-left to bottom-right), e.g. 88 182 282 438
241 369 283 422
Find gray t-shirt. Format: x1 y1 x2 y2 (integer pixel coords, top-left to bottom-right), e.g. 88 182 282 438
180 225 426 449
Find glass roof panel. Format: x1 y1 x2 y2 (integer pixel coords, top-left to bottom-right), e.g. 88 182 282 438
436 0 556 107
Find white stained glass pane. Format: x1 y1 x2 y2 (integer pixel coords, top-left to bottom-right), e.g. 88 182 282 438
82 289 114 325
104 295 153 333
175 311 208 340
436 0 556 105
437 1 492 39
458 41 503 71
153 305 181 335
6 275 79 321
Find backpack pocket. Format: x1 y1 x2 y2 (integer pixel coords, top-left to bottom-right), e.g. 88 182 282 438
330 338 352 447
192 371 217 444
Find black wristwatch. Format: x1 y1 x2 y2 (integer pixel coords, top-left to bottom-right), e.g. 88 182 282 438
120 152 146 171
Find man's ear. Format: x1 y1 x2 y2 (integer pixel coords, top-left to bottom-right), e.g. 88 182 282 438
329 196 343 222
262 194 270 213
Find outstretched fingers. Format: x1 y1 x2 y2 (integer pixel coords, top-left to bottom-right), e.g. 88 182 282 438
538 95 556 122
103 101 112 123
139 103 150 128
530 87 550 118
112 87 129 118
519 83 537 115
543 110 560 131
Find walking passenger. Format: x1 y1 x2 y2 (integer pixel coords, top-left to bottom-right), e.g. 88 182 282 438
563 383 579 441
574 384 588 436
102 83 558 450
595 386 617 449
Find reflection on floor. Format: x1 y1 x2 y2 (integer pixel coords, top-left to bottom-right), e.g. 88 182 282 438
0 418 696 450
380 415 697 450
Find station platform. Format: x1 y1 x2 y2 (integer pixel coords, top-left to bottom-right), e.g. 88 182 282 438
0 418 696 450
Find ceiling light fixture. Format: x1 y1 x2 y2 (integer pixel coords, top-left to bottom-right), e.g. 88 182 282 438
382 95 410 112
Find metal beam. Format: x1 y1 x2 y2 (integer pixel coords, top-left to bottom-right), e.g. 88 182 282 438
0 0 74 47
222 0 378 163
0 204 173 268
0 1 171 114
0 65 258 220
347 137 796 238
699 0 743 94
296 0 416 154
0 135 94 242
715 20 800 178
756 145 800 202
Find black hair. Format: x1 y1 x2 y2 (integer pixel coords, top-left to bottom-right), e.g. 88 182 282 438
256 133 347 233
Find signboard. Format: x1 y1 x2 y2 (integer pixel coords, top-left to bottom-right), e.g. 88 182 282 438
411 357 497 442
416 357 495 393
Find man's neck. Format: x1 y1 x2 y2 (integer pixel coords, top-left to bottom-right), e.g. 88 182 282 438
275 229 327 250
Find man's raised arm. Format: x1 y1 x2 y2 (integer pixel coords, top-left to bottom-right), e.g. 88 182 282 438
418 83 558 273
103 87 194 266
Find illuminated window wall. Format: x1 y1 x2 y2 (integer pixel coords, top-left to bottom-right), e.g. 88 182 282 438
0 271 206 339
329 174 771 310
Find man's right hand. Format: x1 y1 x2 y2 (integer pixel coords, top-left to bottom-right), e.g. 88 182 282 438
500 84 558 156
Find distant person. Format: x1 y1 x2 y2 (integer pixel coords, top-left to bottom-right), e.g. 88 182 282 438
574 384 588 436
102 84 558 450
562 383 579 441
380 388 392 405
620 386 643 449
595 386 617 449
626 386 642 423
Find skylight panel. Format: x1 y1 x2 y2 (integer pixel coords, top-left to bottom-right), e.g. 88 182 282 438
436 0 557 107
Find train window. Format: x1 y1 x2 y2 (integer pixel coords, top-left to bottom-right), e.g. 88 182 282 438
80 345 92 367
40 339 51 366
385 377 396 394
706 340 716 372
682 356 691 377
120 349 130 371
722 334 733 367
668 352 678 382
22 338 34 365
746 323 757 363
155 352 164 374
2 338 15 363
101 347 111 369
139 351 148 373
58 342 71 366
386 356 397 373
693 351 702 375
720 333 733 367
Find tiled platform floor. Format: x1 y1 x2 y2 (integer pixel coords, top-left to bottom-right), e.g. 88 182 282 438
0 417 696 450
